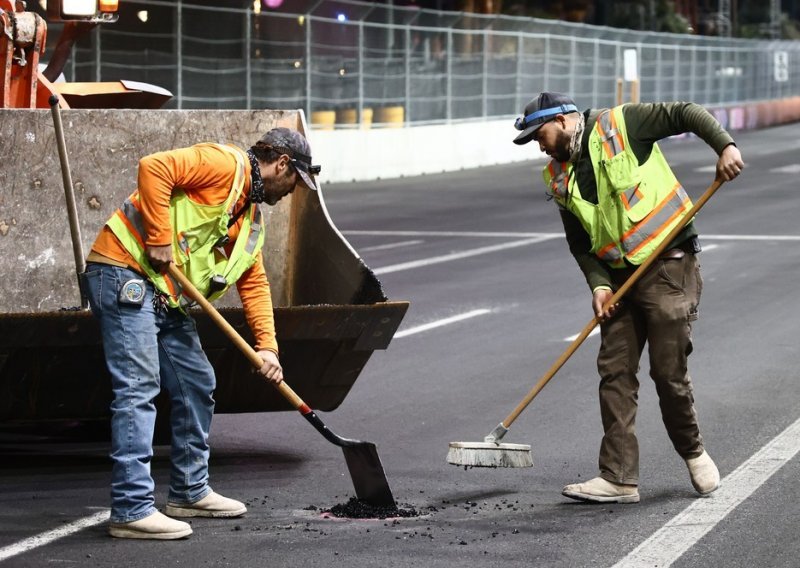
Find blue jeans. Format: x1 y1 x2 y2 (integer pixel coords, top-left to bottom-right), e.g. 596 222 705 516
84 263 215 523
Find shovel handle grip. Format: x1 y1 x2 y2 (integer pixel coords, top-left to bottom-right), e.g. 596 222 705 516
499 178 725 431
167 264 306 411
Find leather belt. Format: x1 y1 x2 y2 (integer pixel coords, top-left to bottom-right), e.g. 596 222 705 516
660 248 686 260
86 250 138 271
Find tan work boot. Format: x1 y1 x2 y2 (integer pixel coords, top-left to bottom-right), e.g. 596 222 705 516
685 450 720 495
109 511 192 540
165 491 247 518
562 476 640 504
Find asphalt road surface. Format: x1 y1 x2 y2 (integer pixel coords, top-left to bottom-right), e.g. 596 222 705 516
2 123 800 568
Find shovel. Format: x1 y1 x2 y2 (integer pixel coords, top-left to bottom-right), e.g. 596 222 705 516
167 264 396 507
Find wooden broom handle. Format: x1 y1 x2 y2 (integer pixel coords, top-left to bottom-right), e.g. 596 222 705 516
167 264 306 410
500 178 724 429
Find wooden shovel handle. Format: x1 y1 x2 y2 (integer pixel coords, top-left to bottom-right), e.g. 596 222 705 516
500 178 724 429
167 264 306 410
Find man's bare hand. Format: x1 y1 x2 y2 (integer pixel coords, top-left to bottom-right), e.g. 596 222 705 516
717 144 744 182
145 244 173 274
255 350 283 385
592 288 620 322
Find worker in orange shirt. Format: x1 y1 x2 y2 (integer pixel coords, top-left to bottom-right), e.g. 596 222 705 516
82 128 320 540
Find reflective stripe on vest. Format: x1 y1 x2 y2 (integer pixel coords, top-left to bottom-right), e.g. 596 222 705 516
620 181 691 257
542 107 692 268
596 110 642 211
113 193 183 299
106 144 254 309
547 161 569 200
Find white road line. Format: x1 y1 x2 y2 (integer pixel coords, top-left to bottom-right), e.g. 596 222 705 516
771 164 800 173
360 239 423 252
0 509 109 563
344 230 564 239
612 416 800 568
701 243 719 251
373 236 557 275
394 309 491 338
565 327 600 341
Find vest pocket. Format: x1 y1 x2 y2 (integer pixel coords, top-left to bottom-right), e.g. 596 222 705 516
601 151 641 193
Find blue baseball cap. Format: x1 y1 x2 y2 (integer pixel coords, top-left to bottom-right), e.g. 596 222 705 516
513 92 579 145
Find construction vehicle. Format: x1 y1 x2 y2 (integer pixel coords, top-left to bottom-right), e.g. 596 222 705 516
0 0 409 433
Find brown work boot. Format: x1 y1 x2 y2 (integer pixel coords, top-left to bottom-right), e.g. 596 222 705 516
562 476 640 504
108 511 192 540
685 450 720 495
165 491 247 518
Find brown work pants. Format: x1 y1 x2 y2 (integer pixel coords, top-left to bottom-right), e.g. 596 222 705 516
597 251 704 485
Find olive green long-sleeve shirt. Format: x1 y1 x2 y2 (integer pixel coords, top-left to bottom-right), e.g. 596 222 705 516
559 102 735 292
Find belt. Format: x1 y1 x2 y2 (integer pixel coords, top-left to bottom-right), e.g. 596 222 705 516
86 250 140 273
660 248 686 259
660 236 700 259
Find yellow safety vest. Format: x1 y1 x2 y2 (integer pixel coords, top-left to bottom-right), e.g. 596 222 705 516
543 106 693 268
106 143 265 310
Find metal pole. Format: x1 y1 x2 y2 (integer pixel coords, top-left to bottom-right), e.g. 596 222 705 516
305 15 312 120
358 21 364 127
514 34 523 113
672 46 679 101
446 29 453 122
770 0 781 40
49 96 88 310
245 8 252 110
568 37 575 96
706 46 713 106
405 26 411 125
592 39 599 108
614 42 621 106
482 30 488 118
94 21 101 82
655 44 661 101
543 34 550 92
689 44 696 102
176 1 183 109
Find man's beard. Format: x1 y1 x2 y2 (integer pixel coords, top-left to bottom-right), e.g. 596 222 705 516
551 129 573 163
552 113 585 163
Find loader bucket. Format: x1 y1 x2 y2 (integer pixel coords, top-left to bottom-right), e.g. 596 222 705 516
0 108 408 424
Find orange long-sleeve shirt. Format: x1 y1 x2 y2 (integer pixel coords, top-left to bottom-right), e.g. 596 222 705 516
91 143 278 354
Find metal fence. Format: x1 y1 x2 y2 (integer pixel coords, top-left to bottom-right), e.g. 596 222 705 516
63 0 800 127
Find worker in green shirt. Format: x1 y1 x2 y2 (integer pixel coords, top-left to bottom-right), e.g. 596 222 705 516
513 92 744 503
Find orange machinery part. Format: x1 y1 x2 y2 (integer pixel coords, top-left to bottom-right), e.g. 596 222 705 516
1 0 65 109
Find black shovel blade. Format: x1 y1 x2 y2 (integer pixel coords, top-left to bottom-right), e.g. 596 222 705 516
341 442 396 507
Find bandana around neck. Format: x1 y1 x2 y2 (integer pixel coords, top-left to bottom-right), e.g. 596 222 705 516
246 149 265 203
568 112 586 163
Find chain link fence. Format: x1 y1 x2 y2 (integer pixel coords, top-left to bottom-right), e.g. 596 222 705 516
64 0 800 128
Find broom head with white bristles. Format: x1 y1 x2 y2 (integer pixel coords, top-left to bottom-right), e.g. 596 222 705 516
447 441 533 468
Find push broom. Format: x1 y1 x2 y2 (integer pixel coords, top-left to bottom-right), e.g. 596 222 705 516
448 178 725 468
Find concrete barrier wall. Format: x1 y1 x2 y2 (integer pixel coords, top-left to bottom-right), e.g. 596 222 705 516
312 97 800 184
0 108 384 312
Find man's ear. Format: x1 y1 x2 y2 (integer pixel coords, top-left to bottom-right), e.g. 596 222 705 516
278 154 291 169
